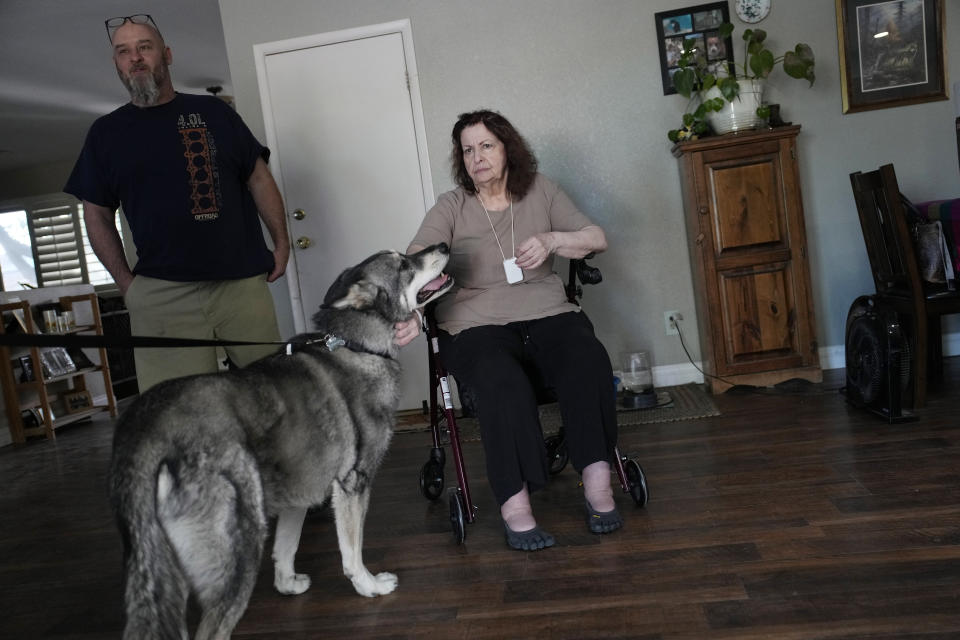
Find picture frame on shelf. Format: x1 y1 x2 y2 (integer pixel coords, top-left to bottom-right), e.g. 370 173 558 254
18 355 35 382
836 0 947 113
6 306 29 332
655 1 733 96
39 347 77 379
62 390 93 414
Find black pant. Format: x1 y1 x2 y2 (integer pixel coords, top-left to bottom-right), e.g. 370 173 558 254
438 311 617 506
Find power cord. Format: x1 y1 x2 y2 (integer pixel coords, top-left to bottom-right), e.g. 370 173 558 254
672 315 843 396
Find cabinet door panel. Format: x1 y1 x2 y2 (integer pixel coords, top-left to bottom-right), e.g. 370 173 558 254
719 264 799 364
709 154 784 253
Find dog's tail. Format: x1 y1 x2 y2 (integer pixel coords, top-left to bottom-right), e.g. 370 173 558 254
112 455 190 640
113 442 267 639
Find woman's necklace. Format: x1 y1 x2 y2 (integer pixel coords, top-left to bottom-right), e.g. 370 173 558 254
477 193 522 284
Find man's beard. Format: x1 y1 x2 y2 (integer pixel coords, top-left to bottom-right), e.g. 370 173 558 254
120 63 168 107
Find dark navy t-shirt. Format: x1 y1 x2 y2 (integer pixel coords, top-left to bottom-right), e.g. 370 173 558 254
64 93 274 281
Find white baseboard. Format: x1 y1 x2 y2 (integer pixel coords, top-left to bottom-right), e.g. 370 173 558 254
653 330 960 385
652 361 704 387
818 344 846 371
819 329 960 371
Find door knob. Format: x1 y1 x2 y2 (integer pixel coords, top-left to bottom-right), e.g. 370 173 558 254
296 236 312 250
292 208 305 220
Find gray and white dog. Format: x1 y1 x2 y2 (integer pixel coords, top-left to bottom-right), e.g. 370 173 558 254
109 244 453 640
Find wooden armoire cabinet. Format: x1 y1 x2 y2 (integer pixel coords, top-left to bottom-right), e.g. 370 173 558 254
672 125 821 392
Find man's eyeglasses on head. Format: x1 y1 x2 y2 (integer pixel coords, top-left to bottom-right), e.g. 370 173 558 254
104 14 162 43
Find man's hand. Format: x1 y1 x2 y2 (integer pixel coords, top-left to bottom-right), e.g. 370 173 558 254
267 242 290 282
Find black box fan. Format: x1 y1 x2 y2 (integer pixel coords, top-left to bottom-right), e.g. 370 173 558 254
843 295 916 423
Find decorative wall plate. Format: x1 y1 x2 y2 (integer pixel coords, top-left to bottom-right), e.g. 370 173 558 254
735 0 771 24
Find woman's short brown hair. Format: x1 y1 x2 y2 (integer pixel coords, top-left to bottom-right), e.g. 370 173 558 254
450 110 538 199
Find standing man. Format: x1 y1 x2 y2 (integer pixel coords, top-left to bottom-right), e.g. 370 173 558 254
65 15 290 391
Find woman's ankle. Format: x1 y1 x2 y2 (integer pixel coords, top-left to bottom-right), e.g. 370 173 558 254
582 460 615 512
500 485 537 532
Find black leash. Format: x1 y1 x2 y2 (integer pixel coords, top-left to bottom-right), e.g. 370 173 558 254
0 331 394 360
0 332 285 350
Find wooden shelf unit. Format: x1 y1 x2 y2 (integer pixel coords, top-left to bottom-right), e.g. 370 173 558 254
1 293 117 444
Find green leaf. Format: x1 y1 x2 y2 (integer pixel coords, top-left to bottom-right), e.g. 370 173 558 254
749 49 775 78
673 68 697 97
749 29 767 46
668 130 680 143
683 112 696 126
717 76 740 102
718 22 734 39
794 43 815 64
784 44 816 85
756 104 770 119
700 73 717 92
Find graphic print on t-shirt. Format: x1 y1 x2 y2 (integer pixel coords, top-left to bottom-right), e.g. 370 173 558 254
178 112 222 221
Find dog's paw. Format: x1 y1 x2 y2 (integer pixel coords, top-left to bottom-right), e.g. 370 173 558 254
275 572 311 595
351 571 398 597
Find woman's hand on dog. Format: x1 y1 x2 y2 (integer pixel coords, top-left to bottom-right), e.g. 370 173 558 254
394 314 421 347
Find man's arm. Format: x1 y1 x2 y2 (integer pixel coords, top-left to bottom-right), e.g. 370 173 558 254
83 201 134 294
247 157 291 282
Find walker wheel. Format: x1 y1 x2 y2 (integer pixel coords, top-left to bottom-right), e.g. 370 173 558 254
419 459 444 501
449 490 466 544
544 435 569 475
624 458 649 507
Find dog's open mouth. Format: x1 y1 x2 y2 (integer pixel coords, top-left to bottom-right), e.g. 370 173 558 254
416 273 452 304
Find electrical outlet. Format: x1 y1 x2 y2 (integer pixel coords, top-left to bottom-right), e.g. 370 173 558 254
664 310 682 335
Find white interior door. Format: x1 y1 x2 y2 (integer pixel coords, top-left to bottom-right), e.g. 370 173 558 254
255 20 434 410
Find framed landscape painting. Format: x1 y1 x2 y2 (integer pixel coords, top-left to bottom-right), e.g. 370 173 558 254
836 0 947 113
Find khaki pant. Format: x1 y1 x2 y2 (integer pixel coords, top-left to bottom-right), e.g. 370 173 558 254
125 274 282 391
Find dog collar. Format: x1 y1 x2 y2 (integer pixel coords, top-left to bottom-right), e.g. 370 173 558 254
285 334 393 360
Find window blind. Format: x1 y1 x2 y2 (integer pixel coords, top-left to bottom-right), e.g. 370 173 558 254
28 202 89 287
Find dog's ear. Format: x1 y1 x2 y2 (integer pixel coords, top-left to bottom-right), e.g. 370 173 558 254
329 280 380 310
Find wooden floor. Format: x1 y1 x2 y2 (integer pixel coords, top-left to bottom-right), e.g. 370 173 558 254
2 362 960 639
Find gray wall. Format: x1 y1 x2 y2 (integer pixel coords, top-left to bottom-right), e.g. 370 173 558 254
219 0 960 372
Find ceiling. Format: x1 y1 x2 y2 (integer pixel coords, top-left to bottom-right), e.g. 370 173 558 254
0 0 234 174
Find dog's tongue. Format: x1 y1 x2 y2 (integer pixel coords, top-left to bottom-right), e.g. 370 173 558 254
421 273 449 292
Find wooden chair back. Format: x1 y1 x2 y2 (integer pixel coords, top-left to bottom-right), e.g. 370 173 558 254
849 164 924 299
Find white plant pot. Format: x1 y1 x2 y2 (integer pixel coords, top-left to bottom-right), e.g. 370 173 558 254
705 79 764 135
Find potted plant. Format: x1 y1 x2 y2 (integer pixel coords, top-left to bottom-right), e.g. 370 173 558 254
667 23 815 143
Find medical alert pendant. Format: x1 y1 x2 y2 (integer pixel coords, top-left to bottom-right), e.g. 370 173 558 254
503 257 523 284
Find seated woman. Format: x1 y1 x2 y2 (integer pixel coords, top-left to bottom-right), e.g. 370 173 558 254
395 109 620 551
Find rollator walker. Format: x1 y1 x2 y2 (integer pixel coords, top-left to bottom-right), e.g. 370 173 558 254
418 256 649 543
